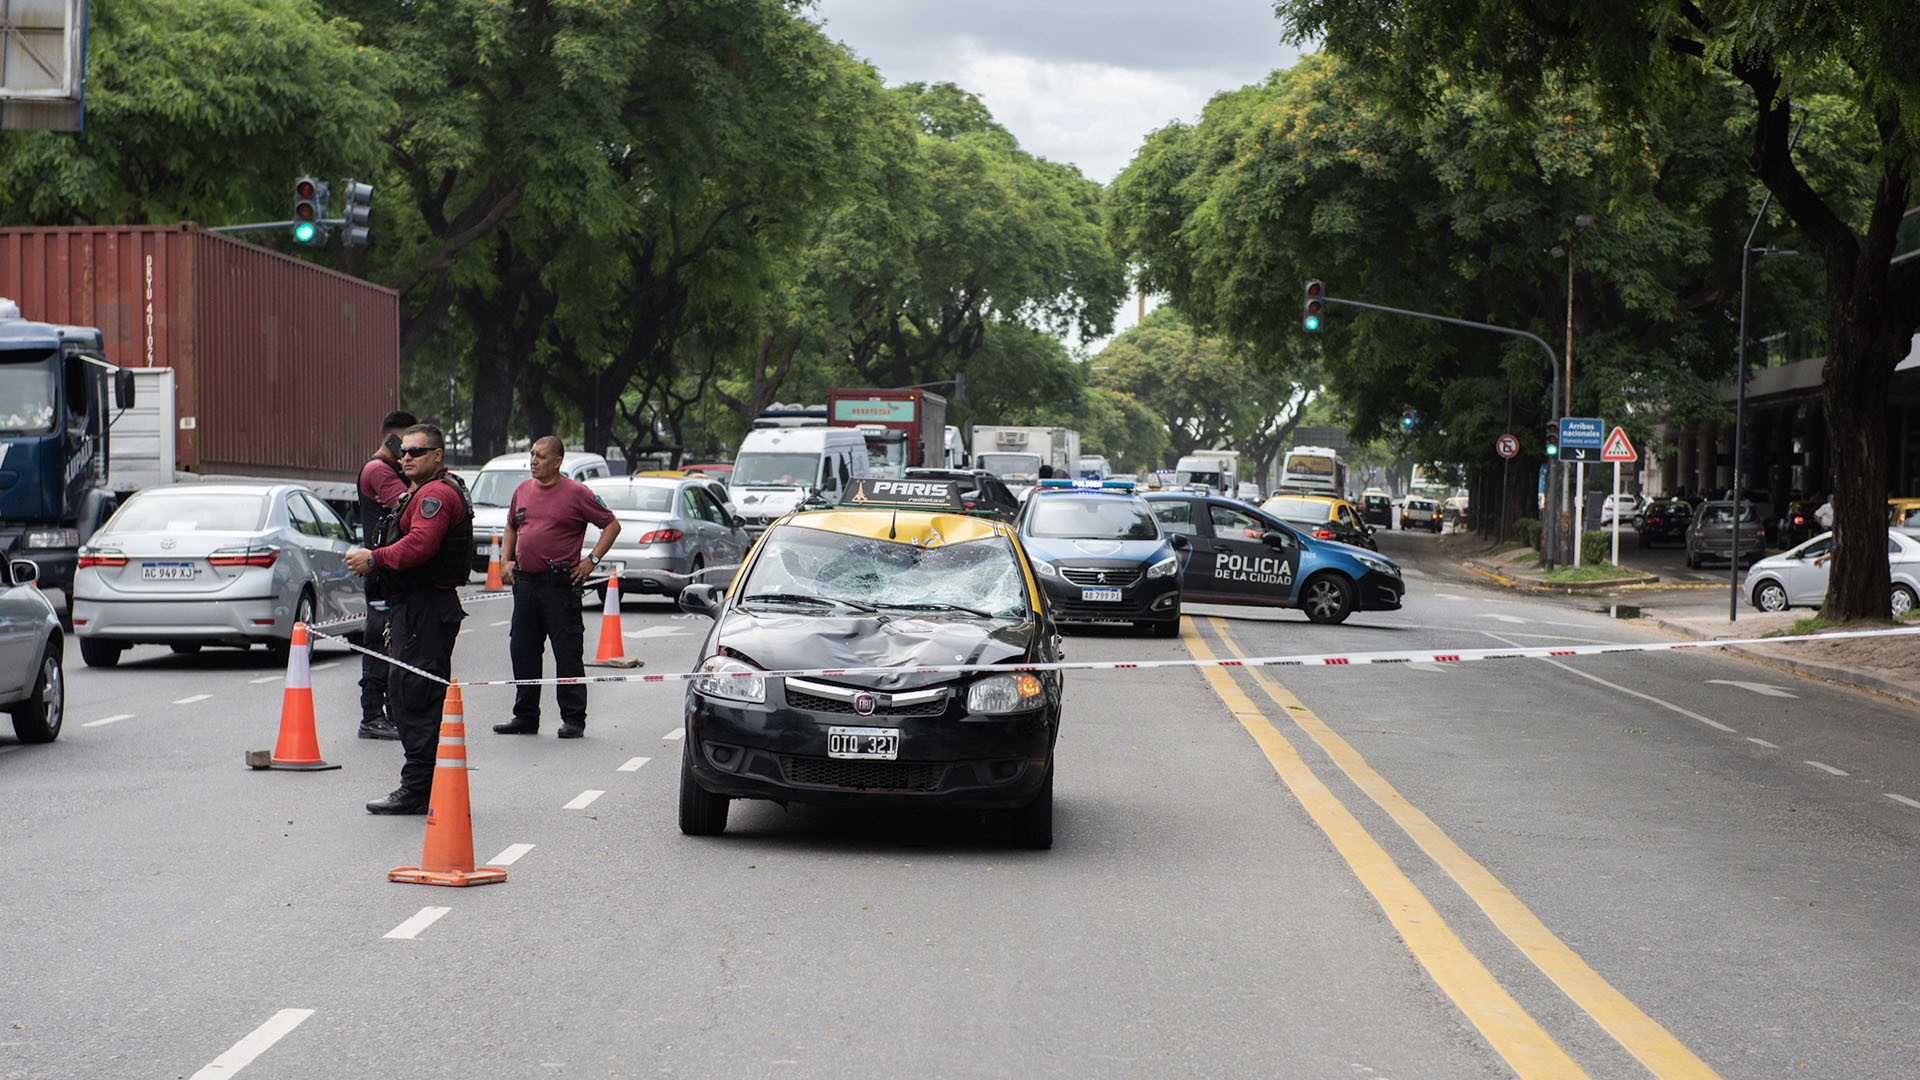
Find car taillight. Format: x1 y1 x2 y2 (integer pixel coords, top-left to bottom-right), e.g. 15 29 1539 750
208 546 279 568
637 529 684 544
1313 528 1334 540
1792 515 1805 525
77 550 127 568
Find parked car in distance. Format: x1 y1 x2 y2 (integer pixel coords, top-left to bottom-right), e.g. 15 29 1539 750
1744 529 1920 616
904 467 1022 523
0 556 64 743
1443 495 1470 529
73 483 368 667
1259 493 1376 551
1887 497 1920 530
1685 500 1767 568
1779 499 1826 549
1358 491 1393 528
1400 496 1442 532
1598 493 1641 526
1633 498 1693 547
580 475 750 602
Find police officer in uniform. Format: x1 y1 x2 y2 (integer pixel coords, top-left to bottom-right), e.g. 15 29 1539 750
355 410 415 740
346 423 473 815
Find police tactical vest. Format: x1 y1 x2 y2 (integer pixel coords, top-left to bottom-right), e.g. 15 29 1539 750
386 471 474 593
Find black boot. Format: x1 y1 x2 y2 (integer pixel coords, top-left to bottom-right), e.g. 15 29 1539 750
366 788 429 815
358 716 401 740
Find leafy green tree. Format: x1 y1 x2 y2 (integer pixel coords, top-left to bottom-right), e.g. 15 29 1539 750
1273 0 1919 617
0 0 391 228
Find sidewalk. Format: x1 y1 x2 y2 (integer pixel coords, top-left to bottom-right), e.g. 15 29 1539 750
1445 534 1920 707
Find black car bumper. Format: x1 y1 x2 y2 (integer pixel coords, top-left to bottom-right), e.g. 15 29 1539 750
1356 570 1405 611
1034 567 1181 623
684 683 1058 811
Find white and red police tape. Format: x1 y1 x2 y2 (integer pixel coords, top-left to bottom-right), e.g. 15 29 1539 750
305 621 1920 691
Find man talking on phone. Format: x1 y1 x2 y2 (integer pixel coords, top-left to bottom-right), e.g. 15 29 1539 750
355 410 415 741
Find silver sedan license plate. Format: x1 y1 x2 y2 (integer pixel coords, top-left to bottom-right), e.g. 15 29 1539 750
1080 587 1122 602
827 726 898 760
141 562 194 581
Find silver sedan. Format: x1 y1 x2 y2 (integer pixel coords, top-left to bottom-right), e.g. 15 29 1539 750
73 483 367 666
582 476 750 601
0 556 64 743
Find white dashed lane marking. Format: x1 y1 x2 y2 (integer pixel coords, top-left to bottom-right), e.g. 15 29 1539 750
563 790 605 810
1747 737 1779 749
492 619 511 627
83 713 133 728
488 844 535 866
1887 794 1920 810
617 756 651 772
384 906 452 940
248 675 281 685
189 1007 314 1079
175 694 212 705
662 729 684 742
310 662 338 672
1806 761 1849 776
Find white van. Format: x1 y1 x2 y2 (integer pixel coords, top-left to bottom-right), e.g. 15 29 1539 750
1076 455 1112 481
468 449 613 570
729 426 871 534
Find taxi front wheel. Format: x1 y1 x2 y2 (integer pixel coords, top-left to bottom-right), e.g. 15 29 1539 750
678 743 730 836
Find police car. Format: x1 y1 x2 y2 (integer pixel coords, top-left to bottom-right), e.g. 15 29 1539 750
1143 491 1403 624
675 478 1062 848
1014 480 1186 636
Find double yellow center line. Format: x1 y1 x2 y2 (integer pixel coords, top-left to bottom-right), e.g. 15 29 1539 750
1184 616 1720 1080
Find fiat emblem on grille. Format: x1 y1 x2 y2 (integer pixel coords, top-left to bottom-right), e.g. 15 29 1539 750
853 692 877 716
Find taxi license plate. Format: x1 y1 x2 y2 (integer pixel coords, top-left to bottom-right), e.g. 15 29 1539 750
141 562 194 581
476 541 492 556
827 726 898 760
1080 587 1122 602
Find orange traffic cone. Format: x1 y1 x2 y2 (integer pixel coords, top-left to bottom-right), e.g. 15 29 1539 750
484 535 505 591
389 682 506 887
594 579 625 662
250 622 339 771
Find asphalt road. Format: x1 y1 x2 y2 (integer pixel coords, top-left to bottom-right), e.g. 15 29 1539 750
4 536 1917 1078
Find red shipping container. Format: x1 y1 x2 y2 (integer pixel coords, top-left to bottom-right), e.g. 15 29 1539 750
0 223 400 485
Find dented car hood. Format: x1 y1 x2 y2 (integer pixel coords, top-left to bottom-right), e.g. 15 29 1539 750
709 606 1039 691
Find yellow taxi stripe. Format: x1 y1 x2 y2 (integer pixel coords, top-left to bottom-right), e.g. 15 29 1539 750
1181 620 1588 1079
1208 618 1722 1080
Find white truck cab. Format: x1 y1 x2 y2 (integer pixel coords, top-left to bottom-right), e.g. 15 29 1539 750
728 426 871 534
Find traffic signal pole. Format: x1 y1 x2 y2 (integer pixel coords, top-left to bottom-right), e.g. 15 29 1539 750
1308 290 1564 568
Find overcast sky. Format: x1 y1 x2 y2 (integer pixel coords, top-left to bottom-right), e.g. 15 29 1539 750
808 1 1304 185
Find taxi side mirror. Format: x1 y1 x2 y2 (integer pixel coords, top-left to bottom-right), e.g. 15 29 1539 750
9 559 36 585
1261 530 1288 548
678 583 722 618
1169 534 1191 551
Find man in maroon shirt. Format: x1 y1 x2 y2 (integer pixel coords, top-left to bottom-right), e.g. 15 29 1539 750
495 436 621 738
354 410 414 741
347 423 474 813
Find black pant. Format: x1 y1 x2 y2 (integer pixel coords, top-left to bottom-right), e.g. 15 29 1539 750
390 589 465 797
358 598 392 726
509 572 586 729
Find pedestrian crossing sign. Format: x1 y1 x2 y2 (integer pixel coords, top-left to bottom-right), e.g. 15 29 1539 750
1601 427 1636 463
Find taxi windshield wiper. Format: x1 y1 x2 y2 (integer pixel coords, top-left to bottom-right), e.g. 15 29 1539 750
741 592 877 613
879 601 995 618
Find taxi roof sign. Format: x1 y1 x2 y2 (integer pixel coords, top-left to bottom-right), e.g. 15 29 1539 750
844 476 966 511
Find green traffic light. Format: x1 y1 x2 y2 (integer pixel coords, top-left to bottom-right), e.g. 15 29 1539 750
293 221 317 243
1546 444 1559 456
1303 315 1320 331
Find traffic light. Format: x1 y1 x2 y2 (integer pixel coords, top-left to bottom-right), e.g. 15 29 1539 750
1544 422 1559 457
338 179 373 247
1302 279 1324 331
1400 408 1416 431
292 176 329 245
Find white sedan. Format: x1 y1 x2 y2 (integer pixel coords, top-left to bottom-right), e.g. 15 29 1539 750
1743 529 1920 616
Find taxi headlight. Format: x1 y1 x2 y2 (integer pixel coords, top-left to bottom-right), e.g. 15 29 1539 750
1031 560 1058 579
1147 554 1179 579
693 656 765 704
1356 554 1399 577
967 672 1045 714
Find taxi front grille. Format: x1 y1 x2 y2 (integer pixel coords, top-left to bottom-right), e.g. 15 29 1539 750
786 689 947 717
1060 567 1141 588
780 756 945 791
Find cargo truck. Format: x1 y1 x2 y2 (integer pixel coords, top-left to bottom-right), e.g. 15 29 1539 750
826 388 947 472
0 224 401 620
971 426 1080 497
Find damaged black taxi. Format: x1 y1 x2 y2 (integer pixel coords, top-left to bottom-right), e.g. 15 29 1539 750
675 477 1062 848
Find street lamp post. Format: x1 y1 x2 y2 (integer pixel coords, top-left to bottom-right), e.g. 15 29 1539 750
1549 214 1595 567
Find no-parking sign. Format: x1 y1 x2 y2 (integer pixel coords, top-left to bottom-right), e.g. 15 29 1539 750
1495 434 1519 459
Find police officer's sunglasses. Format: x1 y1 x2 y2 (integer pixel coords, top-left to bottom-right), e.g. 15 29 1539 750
398 445 440 458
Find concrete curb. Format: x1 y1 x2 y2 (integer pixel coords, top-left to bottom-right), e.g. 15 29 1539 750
1644 616 1920 708
1460 561 1659 595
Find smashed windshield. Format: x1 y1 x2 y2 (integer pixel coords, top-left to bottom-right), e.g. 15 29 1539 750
1024 496 1160 540
742 525 1029 618
0 353 59 435
733 452 821 487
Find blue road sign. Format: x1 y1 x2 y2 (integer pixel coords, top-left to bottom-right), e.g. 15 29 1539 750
1558 417 1604 463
